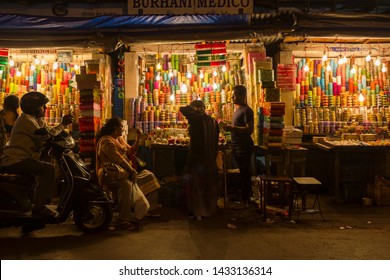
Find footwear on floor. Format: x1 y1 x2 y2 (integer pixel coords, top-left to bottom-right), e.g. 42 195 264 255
120 221 138 231
145 210 161 218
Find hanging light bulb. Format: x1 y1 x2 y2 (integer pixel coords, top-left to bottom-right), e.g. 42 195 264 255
374 57 381 66
181 83 188 93
222 65 227 72
168 70 173 78
73 55 79 70
213 83 218 90
351 67 356 74
382 64 387 73
322 51 327 61
53 59 59 70
40 56 46 65
326 64 332 71
30 64 36 71
213 69 218 77
156 62 162 71
186 71 192 79
9 56 14 67
170 94 175 102
338 55 345 65
304 64 309 72
365 52 371 62
358 93 365 103
34 55 40 65
199 71 204 79
16 68 21 77
156 73 161 81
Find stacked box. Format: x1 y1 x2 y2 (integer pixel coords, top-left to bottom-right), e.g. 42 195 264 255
282 127 303 148
267 102 285 146
79 89 101 155
368 176 390 206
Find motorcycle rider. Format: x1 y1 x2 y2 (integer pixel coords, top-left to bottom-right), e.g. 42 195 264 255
1 91 73 218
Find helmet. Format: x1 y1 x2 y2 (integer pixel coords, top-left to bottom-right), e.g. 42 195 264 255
20 91 49 116
3 95 20 112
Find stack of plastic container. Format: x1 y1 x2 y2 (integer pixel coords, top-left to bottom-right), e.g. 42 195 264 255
78 88 101 156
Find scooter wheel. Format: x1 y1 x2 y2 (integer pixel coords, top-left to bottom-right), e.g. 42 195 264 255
73 203 113 233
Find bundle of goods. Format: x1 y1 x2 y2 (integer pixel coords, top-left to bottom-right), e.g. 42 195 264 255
282 127 303 148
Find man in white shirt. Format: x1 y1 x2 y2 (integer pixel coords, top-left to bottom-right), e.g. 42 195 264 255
2 91 73 218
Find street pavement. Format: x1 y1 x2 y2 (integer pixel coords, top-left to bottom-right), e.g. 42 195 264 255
1 195 390 260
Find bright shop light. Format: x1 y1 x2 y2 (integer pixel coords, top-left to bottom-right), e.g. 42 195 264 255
322 52 327 61
9 56 14 67
365 53 371 62
180 83 188 93
358 93 365 102
304 64 309 72
222 65 227 72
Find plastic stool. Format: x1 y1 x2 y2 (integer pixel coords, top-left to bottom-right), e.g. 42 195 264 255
292 177 326 221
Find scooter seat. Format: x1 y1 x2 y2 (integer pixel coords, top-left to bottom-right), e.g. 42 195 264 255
0 173 34 185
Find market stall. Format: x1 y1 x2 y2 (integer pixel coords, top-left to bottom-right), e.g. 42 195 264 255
0 47 112 162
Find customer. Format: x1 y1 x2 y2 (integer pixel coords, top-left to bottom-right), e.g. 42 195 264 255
0 94 20 158
179 100 219 220
96 117 160 230
117 129 161 217
224 85 254 210
1 91 73 217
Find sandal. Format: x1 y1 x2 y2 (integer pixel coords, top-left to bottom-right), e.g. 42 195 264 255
120 221 138 231
145 210 161 218
32 205 58 218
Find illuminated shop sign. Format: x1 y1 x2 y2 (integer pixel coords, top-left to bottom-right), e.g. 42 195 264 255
128 0 253 15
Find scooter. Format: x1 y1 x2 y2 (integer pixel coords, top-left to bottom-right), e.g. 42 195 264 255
0 129 113 233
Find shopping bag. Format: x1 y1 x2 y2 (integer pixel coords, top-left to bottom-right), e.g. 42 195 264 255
132 154 147 171
102 162 129 183
132 182 150 219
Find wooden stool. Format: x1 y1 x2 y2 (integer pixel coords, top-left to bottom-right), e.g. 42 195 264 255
259 175 293 222
292 177 326 221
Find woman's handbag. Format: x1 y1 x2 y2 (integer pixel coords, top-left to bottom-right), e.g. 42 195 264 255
132 182 150 219
131 154 147 171
102 162 129 183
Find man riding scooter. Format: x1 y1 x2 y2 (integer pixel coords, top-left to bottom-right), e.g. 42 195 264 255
1 91 73 218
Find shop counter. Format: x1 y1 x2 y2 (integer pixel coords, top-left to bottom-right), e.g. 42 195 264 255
313 140 390 203
149 143 231 178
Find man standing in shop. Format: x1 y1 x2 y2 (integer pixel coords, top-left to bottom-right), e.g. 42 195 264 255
224 85 254 210
180 100 219 220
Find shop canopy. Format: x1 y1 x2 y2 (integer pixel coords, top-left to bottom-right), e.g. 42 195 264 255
1 3 390 53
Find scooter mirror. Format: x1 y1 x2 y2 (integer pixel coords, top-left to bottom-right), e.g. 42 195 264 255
34 128 49 135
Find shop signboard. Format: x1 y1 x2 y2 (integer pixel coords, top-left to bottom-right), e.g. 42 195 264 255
277 64 296 91
128 0 253 15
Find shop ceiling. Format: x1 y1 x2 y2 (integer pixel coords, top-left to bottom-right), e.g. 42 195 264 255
1 1 390 56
